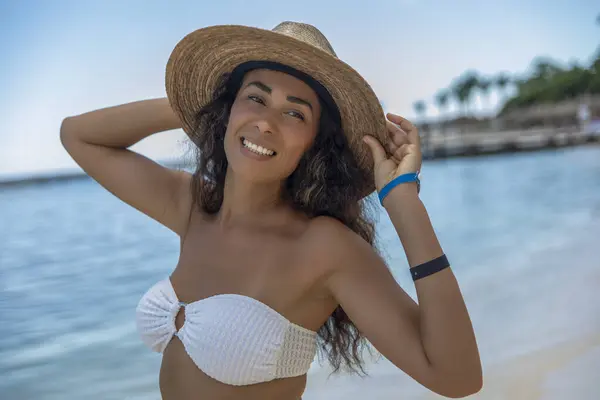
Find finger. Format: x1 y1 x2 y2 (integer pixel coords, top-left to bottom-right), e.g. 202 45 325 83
387 140 399 157
392 144 409 162
386 120 412 160
386 119 405 135
362 135 387 165
385 132 404 155
386 121 409 148
386 137 404 162
387 116 416 149
400 144 419 162
386 122 409 161
387 113 420 146
386 112 414 130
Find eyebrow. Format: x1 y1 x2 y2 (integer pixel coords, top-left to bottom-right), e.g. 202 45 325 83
245 81 314 111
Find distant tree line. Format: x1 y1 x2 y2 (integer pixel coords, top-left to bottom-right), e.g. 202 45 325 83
413 14 600 122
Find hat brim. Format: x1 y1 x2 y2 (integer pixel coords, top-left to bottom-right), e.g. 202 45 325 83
165 24 387 198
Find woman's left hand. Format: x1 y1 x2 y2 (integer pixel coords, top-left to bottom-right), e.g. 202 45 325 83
363 113 423 191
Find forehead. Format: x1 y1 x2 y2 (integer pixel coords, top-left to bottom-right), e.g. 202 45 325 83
242 69 318 98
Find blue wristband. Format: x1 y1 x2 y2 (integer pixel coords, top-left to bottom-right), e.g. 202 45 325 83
378 172 420 205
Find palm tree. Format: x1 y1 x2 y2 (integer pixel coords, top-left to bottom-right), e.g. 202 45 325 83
435 90 450 145
530 57 562 82
477 77 492 115
413 100 428 152
435 90 450 117
449 71 480 137
452 71 479 116
413 100 427 121
463 73 480 114
451 81 465 115
495 73 511 103
435 90 449 126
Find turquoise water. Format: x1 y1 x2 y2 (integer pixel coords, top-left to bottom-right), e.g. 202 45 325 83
2 146 600 399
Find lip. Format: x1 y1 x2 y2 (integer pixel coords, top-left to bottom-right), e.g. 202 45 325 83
239 136 277 161
240 136 277 154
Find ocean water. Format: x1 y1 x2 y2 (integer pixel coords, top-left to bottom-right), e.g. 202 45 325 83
1 146 600 399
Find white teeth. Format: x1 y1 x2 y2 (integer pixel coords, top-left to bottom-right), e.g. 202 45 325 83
242 139 275 156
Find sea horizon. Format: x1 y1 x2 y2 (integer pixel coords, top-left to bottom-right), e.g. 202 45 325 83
0 158 187 186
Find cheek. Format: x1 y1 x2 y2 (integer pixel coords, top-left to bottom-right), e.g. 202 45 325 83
281 128 316 165
293 135 315 156
293 124 318 154
224 103 247 142
227 102 244 129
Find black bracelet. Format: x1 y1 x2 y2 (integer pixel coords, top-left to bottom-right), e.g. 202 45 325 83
410 254 450 281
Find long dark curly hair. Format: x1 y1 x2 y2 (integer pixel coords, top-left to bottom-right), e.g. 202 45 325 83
184 68 380 375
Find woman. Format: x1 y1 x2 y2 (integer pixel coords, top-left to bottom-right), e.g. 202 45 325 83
60 21 482 399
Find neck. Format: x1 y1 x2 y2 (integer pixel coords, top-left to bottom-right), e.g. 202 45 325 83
217 167 288 229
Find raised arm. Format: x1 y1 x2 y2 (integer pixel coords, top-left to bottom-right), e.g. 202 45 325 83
60 98 193 237
322 113 482 398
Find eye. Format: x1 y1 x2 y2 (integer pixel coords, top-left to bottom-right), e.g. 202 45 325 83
248 95 265 105
286 110 305 121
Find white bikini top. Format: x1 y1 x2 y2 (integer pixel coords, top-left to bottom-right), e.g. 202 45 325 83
135 278 318 386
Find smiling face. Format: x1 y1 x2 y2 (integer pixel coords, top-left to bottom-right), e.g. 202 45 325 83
223 68 322 184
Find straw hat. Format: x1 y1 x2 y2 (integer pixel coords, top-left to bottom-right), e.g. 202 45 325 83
165 21 387 197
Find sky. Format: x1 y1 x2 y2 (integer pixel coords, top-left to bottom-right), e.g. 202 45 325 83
1 0 598 178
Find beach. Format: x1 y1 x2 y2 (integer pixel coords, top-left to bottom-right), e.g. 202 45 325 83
2 145 600 399
304 334 600 399
303 213 600 399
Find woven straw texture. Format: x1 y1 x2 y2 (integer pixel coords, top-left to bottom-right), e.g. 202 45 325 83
165 21 387 197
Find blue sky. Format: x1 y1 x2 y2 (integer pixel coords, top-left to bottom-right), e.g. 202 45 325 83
1 0 598 178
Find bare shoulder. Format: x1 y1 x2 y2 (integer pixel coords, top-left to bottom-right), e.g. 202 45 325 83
305 215 368 246
302 215 383 276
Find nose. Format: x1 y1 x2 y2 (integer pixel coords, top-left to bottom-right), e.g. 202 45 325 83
255 109 278 135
